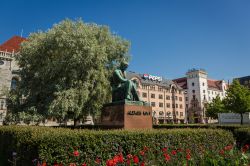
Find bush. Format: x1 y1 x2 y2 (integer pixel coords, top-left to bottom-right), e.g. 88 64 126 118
0 126 235 166
234 127 250 146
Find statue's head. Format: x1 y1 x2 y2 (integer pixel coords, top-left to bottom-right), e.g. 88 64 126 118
119 61 129 71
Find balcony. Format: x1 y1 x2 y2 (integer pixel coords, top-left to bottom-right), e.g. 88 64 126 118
0 51 15 60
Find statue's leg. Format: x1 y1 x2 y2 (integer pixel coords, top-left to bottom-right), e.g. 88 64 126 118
125 81 133 100
131 82 140 101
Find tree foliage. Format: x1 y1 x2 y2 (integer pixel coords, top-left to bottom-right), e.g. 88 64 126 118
10 19 130 124
224 79 250 124
205 95 225 119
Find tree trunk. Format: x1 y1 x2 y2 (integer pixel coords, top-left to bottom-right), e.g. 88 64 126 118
240 113 243 125
74 118 80 128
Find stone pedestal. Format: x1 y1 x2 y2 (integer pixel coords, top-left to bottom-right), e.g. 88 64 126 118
101 101 152 129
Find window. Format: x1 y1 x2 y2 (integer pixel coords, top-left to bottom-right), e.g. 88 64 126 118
176 111 179 116
176 104 178 108
159 102 163 107
202 82 205 86
158 87 163 91
203 95 206 100
175 96 178 100
159 94 163 99
203 90 205 93
192 82 195 86
179 97 182 101
180 104 183 109
0 100 4 110
150 86 155 90
142 92 147 98
166 103 170 108
186 104 188 108
151 102 155 107
185 97 188 101
193 95 196 100
0 60 4 66
151 93 155 98
166 95 170 100
180 112 183 117
192 90 195 93
11 78 18 90
171 96 175 100
159 111 164 116
172 104 175 108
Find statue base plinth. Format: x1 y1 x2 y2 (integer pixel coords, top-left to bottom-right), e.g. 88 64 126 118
101 101 152 129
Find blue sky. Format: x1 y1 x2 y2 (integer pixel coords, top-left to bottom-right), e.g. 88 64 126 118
1 0 250 81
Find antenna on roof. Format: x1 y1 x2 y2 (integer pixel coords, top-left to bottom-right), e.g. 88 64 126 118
20 29 23 37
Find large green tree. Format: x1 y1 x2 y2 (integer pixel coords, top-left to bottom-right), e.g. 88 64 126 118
224 79 250 125
205 95 226 119
14 19 130 125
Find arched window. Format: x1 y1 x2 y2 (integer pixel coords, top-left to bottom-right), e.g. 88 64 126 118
11 78 18 90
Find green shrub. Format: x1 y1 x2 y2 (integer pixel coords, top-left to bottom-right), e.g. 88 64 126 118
0 126 234 166
234 127 250 146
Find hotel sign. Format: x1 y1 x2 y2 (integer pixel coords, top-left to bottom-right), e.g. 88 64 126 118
143 74 162 82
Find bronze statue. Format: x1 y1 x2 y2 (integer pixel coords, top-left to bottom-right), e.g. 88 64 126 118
111 61 140 102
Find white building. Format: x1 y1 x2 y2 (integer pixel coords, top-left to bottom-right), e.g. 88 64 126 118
174 69 228 123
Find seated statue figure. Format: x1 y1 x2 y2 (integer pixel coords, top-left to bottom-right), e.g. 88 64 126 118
111 61 140 102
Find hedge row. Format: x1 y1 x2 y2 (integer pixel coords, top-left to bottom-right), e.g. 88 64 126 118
234 127 250 146
0 126 234 166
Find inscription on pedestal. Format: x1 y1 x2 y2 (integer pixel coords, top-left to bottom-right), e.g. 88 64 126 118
101 103 152 129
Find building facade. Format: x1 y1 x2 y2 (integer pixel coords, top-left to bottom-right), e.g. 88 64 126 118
127 72 186 124
173 69 227 123
234 76 250 89
0 36 25 124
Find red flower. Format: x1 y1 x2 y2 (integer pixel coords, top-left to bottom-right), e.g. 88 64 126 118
224 145 233 151
118 154 124 163
186 153 191 161
106 159 115 166
95 158 101 164
186 149 191 154
69 163 76 166
219 150 225 156
126 160 131 166
127 154 133 159
42 162 47 166
144 146 149 151
140 150 145 156
133 155 139 164
242 144 250 153
163 153 171 161
140 162 145 166
82 164 87 166
162 147 168 152
171 150 177 156
73 150 79 157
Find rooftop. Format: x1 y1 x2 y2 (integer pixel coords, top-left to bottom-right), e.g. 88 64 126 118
0 36 26 53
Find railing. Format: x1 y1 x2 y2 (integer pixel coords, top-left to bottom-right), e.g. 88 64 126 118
0 51 15 60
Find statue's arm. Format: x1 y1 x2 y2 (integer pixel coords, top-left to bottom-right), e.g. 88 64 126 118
114 70 127 83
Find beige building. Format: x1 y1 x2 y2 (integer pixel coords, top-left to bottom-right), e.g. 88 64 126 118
127 72 186 124
0 36 25 124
